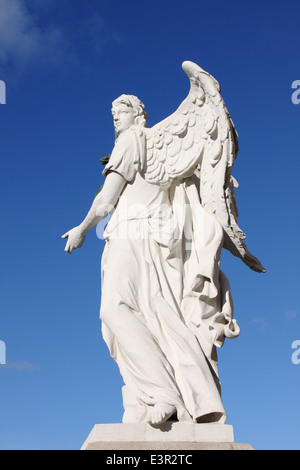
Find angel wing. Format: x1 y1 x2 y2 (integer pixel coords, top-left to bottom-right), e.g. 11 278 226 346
144 61 266 273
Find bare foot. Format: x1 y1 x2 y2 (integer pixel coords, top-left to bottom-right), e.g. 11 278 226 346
146 403 176 425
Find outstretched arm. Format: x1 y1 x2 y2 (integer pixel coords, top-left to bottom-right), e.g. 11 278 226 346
62 171 126 253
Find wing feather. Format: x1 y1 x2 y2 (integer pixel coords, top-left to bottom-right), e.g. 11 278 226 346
143 61 265 273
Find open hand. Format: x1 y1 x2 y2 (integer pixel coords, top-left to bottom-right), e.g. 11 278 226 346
62 226 86 254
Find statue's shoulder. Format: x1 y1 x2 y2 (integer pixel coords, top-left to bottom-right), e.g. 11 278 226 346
113 127 147 158
116 126 146 142
125 125 147 141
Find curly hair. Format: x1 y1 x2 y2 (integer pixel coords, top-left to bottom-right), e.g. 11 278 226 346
112 94 148 127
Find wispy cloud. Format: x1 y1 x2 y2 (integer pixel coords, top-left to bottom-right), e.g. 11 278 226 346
284 310 298 322
78 12 126 54
250 316 268 331
0 0 69 69
0 0 126 74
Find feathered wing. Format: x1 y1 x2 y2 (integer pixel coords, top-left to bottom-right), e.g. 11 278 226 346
144 61 265 273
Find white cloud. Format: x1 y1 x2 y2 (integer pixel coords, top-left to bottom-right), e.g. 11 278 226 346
0 0 67 68
0 0 125 74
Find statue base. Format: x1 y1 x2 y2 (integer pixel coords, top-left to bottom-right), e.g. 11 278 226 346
81 422 253 450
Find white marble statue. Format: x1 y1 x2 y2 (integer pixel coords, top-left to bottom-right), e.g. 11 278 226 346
62 61 265 426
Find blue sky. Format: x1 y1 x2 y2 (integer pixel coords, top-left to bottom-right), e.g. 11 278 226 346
0 0 299 450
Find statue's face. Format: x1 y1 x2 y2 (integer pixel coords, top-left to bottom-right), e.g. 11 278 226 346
112 104 136 134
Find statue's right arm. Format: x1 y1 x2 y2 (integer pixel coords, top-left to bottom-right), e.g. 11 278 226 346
62 171 126 253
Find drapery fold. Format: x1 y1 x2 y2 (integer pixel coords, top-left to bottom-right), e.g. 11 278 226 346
100 176 239 422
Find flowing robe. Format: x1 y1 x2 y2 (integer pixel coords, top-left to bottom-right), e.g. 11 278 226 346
100 127 240 422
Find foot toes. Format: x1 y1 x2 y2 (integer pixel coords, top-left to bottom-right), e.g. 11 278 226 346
147 404 176 425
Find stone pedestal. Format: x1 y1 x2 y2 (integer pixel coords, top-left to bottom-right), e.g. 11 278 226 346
81 422 253 450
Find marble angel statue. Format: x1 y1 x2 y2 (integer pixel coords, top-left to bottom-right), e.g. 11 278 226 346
62 61 265 426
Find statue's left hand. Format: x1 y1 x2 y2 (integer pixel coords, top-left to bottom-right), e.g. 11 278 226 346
62 226 86 254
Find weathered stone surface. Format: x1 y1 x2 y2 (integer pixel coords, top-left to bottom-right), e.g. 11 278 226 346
81 423 253 451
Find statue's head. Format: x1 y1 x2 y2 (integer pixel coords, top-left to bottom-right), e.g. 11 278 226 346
111 94 148 134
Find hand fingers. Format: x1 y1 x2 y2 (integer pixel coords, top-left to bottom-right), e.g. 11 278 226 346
61 232 69 239
65 241 73 254
64 239 70 252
